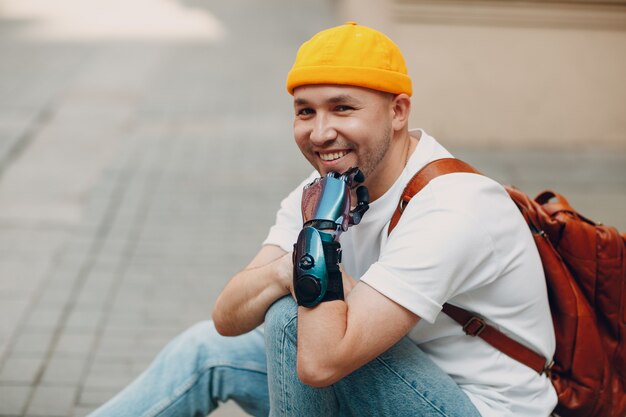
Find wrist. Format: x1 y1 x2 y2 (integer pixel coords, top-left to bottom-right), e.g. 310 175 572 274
273 252 293 295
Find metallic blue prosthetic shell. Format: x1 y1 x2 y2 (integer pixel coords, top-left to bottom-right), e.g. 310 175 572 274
310 175 351 232
301 167 369 236
294 167 369 307
293 227 334 307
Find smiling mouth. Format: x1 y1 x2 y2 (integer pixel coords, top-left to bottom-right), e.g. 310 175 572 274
319 150 350 162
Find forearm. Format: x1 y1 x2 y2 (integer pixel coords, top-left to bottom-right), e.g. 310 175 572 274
296 277 419 387
213 251 291 336
295 271 360 386
297 299 351 386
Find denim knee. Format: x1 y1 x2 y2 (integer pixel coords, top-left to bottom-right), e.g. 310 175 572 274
264 296 298 346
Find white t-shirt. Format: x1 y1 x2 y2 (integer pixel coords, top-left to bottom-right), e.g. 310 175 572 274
263 130 557 417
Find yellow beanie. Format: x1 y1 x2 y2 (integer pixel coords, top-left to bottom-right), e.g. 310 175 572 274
286 22 412 96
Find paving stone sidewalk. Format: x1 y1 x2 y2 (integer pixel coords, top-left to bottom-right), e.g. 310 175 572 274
0 2 624 417
0 2 334 416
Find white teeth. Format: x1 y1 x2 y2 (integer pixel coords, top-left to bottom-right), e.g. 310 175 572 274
320 151 347 161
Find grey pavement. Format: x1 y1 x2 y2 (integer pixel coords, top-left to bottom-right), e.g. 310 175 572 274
0 1 624 417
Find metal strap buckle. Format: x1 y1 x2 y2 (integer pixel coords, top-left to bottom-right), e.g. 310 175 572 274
462 316 487 337
543 360 555 377
398 198 409 213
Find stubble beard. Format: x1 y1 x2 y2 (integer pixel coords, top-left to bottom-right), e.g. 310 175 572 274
357 126 393 182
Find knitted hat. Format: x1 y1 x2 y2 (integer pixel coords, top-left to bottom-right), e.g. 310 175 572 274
286 22 412 96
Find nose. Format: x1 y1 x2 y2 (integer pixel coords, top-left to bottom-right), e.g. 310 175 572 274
309 113 337 145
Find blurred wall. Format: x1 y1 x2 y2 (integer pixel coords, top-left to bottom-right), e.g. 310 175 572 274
339 0 626 148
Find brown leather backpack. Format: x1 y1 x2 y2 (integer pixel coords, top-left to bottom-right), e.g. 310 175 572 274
388 158 626 417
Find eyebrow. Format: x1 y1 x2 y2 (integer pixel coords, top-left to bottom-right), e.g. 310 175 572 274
294 98 309 106
294 94 359 106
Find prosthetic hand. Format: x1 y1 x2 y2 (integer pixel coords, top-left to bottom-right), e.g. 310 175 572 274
293 167 369 307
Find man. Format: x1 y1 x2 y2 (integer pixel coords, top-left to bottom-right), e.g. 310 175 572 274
90 23 557 417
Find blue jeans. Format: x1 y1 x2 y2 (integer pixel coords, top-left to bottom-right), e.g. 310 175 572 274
89 297 481 417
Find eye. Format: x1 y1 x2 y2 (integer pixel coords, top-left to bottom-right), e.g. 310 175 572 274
335 105 354 112
296 108 314 117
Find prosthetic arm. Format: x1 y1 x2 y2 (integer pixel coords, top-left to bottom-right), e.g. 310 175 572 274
293 168 369 307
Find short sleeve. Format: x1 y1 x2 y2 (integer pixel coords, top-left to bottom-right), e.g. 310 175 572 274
360 181 499 323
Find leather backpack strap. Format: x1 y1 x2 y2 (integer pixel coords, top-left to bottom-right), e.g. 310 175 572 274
442 304 550 375
388 158 550 375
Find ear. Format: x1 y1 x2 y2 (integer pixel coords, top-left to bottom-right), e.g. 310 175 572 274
390 93 411 132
